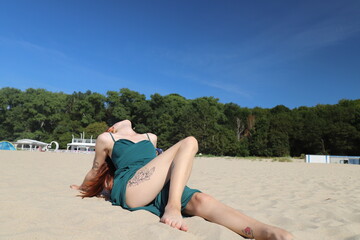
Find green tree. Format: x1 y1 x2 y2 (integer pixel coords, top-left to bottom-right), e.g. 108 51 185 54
223 103 252 156
106 90 129 124
65 90 106 126
178 97 225 154
84 122 109 139
0 87 23 139
267 105 292 156
1 87 359 156
52 117 83 148
148 93 189 149
249 114 271 156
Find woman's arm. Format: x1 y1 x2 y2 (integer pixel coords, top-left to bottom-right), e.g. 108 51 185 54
70 133 109 191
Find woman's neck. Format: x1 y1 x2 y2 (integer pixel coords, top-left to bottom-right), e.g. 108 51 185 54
114 125 137 137
119 128 137 136
112 120 139 137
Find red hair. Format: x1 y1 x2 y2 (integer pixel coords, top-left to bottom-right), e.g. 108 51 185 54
80 127 116 200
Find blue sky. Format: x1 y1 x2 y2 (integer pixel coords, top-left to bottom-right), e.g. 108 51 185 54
0 0 359 109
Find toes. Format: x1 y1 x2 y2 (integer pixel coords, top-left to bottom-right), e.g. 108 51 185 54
160 213 187 231
180 224 188 232
164 218 171 225
171 221 179 229
174 222 182 229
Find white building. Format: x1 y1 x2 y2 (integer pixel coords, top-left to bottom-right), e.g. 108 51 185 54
306 155 360 165
67 133 96 152
14 139 59 151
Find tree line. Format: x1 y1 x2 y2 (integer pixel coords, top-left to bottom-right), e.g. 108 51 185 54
1 87 359 157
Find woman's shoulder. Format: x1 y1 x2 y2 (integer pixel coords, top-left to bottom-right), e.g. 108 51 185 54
147 133 157 140
97 132 114 144
146 133 157 147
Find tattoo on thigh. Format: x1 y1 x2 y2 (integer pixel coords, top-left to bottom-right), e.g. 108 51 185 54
242 227 254 239
127 167 155 187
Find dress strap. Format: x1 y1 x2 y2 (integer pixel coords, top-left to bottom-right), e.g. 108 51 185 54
145 133 151 141
109 132 116 142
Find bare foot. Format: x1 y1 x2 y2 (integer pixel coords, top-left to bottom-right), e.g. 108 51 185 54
160 206 188 231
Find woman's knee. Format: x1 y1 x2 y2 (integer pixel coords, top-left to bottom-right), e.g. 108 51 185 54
182 136 198 152
188 192 214 215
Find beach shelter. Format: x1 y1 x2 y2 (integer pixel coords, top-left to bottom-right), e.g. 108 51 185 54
0 141 16 150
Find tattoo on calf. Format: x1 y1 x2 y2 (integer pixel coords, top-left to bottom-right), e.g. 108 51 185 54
242 227 254 239
127 167 155 187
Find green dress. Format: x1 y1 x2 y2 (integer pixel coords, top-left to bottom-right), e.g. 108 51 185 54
109 133 200 217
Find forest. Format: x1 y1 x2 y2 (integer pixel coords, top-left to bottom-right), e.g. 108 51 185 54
0 87 359 157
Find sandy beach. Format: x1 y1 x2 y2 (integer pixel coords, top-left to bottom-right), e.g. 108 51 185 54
1 150 360 240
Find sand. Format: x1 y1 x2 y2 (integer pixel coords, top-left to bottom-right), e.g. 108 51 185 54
1 150 360 240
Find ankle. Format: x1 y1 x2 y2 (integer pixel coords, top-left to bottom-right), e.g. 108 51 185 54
265 226 294 240
260 226 273 240
165 202 181 211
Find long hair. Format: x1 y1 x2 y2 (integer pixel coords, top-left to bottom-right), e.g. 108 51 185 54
80 127 116 200
80 157 115 200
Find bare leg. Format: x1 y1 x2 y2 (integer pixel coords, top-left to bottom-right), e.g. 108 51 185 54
125 136 198 231
184 193 294 240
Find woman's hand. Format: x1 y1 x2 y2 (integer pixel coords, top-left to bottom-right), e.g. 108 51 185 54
70 184 81 190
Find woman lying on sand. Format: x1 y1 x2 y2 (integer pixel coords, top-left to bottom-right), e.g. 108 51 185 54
71 120 294 240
